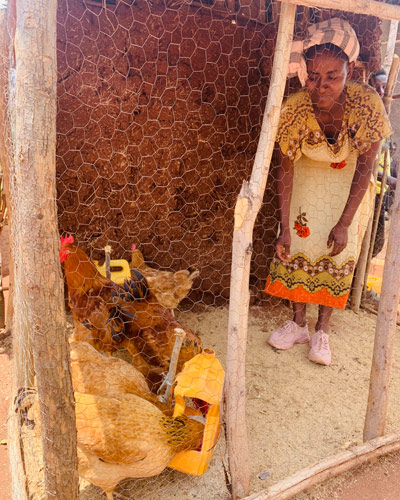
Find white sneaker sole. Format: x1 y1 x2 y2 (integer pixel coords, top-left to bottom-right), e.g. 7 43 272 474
308 353 331 366
268 335 310 350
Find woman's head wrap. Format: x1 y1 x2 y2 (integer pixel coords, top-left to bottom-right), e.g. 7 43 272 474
288 18 360 86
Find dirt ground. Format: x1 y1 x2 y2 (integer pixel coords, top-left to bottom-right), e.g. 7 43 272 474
1 222 400 499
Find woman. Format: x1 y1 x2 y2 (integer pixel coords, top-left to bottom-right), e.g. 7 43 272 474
264 18 392 366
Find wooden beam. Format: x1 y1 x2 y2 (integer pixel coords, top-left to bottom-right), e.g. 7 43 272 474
243 432 400 500
277 0 400 22
225 3 297 499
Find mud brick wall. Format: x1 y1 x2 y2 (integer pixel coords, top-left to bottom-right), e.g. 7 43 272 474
56 0 381 301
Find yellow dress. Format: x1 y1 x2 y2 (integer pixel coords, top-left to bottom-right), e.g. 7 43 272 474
264 82 392 309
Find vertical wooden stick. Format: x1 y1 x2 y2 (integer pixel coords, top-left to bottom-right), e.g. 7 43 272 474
383 20 399 73
361 149 388 302
351 55 400 312
159 328 186 405
0 4 14 336
225 3 296 498
13 0 79 498
363 56 400 288
104 245 112 280
364 57 400 439
364 165 400 440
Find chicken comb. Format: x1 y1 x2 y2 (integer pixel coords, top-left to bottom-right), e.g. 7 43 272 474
60 234 74 246
131 243 136 251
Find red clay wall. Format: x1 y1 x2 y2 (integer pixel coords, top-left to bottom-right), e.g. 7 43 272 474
56 0 381 302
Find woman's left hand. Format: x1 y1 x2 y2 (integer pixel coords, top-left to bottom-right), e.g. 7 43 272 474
327 222 348 257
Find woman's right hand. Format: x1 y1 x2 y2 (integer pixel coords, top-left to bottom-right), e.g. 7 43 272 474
276 229 291 263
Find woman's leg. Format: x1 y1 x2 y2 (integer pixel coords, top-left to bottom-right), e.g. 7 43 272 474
315 305 333 332
292 301 307 326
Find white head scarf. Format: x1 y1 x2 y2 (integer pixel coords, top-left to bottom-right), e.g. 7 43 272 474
288 18 360 86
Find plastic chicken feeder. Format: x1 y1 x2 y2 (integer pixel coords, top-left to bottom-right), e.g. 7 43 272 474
94 259 131 285
168 348 225 476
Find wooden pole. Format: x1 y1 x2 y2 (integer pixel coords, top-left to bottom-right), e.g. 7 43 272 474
0 4 28 498
383 20 399 74
363 161 400 440
225 3 296 498
362 149 388 300
350 214 374 312
243 432 400 500
351 55 400 312
13 0 79 498
0 0 14 336
277 0 400 21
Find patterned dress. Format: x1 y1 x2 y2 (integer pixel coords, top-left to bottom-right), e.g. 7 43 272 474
264 82 392 309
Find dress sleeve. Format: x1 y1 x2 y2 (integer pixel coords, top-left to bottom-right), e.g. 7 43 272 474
350 87 393 155
276 92 308 163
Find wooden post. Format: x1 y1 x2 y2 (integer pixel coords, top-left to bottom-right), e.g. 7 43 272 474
0 0 14 335
0 4 28 498
277 0 400 21
13 0 79 498
225 3 296 498
383 20 399 73
351 55 400 312
363 164 400 440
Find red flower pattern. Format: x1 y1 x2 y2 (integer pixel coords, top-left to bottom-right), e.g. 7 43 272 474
330 160 346 170
294 208 310 238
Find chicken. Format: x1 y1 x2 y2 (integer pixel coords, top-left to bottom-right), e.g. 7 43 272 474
16 388 204 500
69 340 162 409
111 279 202 379
60 236 202 389
130 244 199 310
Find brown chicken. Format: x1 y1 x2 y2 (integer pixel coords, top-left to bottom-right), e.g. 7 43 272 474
60 236 202 388
69 340 162 408
16 388 204 500
131 244 199 310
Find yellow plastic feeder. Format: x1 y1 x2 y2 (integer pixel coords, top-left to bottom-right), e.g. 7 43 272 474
367 275 382 295
168 348 225 476
94 259 131 285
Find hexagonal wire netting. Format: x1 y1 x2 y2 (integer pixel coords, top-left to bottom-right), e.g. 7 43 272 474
4 1 400 499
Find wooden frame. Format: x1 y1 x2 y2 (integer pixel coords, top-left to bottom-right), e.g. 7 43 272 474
4 0 400 498
227 0 400 498
225 3 297 497
277 0 400 21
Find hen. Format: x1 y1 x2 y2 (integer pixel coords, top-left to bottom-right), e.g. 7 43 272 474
60 236 202 388
69 340 163 409
16 388 204 500
130 244 199 311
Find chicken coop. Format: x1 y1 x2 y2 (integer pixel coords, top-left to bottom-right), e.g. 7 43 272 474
1 0 400 499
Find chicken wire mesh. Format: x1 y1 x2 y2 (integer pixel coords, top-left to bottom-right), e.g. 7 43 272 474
2 1 400 500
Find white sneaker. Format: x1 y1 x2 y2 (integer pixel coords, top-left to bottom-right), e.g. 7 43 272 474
308 330 331 366
268 320 310 350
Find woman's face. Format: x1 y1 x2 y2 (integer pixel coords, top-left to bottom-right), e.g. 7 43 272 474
306 53 351 111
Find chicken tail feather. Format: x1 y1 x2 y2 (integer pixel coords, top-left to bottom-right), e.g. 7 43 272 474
114 270 150 302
